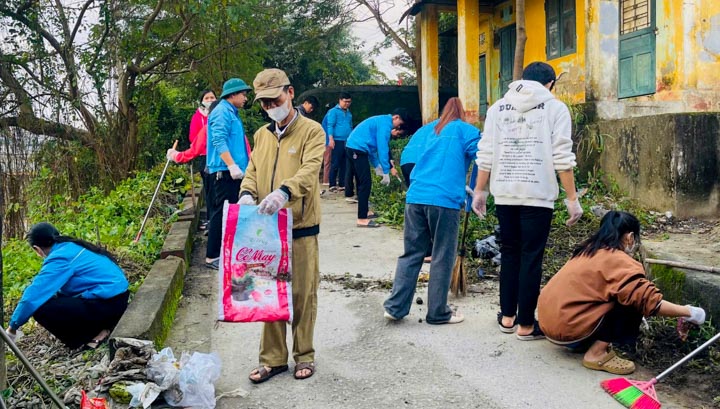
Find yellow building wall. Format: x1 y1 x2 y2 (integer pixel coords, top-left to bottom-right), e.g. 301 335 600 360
479 0 586 105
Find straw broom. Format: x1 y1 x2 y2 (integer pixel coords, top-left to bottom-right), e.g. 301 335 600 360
450 211 470 297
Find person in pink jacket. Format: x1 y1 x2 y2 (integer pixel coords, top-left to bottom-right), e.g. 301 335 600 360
167 90 217 231
189 89 217 144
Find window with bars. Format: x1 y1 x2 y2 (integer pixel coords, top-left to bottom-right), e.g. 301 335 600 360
546 0 576 59
618 0 656 98
621 0 652 35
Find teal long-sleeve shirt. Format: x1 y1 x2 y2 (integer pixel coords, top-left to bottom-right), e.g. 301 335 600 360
400 119 439 166
9 242 129 329
406 119 480 209
207 99 250 173
346 115 394 173
322 105 353 141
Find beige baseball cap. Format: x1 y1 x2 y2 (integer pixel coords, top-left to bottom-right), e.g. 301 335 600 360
253 68 291 102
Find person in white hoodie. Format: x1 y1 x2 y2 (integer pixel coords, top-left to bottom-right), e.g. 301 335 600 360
472 62 583 340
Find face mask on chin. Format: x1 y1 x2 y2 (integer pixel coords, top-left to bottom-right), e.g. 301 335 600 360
624 240 639 255
266 100 291 123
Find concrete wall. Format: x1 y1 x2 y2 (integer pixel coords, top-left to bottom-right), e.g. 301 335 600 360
588 112 720 218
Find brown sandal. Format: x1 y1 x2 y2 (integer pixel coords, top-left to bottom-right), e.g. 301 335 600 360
582 350 635 375
248 364 289 384
294 362 315 380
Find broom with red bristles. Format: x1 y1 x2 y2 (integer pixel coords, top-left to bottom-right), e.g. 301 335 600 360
601 327 720 409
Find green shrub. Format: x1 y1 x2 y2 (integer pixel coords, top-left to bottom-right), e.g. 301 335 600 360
2 164 192 318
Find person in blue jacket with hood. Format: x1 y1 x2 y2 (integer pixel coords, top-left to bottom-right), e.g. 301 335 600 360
345 108 410 227
383 98 479 324
6 222 129 350
205 77 253 270
399 119 438 188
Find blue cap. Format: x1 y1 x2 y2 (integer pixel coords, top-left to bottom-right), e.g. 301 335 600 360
220 78 251 99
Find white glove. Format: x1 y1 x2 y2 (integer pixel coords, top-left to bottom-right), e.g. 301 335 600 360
374 166 384 176
258 189 289 215
238 195 256 206
564 197 583 227
166 148 179 162
471 190 489 219
6 328 22 343
686 305 706 325
228 164 244 180
381 174 390 186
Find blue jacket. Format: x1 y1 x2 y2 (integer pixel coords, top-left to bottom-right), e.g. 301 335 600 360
406 119 481 210
10 242 129 329
400 119 438 166
322 105 353 141
207 99 250 174
346 115 394 173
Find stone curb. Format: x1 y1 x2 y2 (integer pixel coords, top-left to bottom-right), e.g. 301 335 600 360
646 251 719 328
110 256 186 348
109 186 203 352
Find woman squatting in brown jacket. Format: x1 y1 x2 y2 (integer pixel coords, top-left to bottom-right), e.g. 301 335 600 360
537 211 706 375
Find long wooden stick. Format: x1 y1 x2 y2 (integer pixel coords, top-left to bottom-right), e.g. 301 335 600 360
189 162 197 209
644 258 720 274
0 330 67 408
134 140 177 243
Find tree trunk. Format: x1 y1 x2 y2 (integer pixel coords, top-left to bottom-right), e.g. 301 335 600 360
513 0 527 80
0 175 6 390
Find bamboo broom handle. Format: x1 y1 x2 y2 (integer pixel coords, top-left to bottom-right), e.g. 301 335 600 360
644 258 720 274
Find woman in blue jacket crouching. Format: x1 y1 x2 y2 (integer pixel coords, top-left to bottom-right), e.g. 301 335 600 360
6 222 129 350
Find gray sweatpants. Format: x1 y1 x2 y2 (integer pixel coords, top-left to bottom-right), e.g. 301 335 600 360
383 203 460 324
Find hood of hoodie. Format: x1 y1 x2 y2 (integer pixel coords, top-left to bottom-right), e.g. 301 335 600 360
504 80 555 113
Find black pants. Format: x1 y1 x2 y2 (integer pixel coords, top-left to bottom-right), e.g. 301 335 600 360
401 163 415 188
202 169 215 223
345 148 371 219
496 205 553 326
34 291 129 349
207 171 241 259
567 304 643 350
329 140 347 188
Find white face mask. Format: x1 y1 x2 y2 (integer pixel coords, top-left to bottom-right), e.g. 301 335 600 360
266 100 291 123
202 101 213 109
624 239 639 255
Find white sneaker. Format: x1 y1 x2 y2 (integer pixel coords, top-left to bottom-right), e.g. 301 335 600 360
447 311 464 324
345 197 358 203
383 311 398 321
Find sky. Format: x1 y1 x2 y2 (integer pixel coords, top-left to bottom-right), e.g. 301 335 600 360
351 1 410 80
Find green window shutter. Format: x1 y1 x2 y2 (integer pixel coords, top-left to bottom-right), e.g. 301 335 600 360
546 0 575 59
499 26 516 93
618 0 656 98
480 54 488 115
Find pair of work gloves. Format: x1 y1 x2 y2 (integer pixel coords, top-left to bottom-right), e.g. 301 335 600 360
239 190 288 215
471 192 584 227
165 149 245 180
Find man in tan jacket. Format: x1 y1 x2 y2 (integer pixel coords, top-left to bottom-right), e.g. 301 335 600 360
239 68 325 383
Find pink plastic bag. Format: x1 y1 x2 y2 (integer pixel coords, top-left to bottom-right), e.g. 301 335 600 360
218 203 293 322
80 390 108 409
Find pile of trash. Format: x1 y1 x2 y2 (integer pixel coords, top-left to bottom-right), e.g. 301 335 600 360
88 338 222 409
472 225 502 277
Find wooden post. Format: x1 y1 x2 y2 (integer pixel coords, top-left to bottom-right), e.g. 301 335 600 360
420 4 439 124
457 0 481 124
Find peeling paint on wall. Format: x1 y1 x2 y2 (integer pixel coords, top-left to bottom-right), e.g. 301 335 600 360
702 14 720 55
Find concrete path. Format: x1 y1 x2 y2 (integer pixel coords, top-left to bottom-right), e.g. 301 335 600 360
166 195 692 409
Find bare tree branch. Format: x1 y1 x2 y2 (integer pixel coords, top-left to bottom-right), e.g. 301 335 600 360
70 0 95 44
